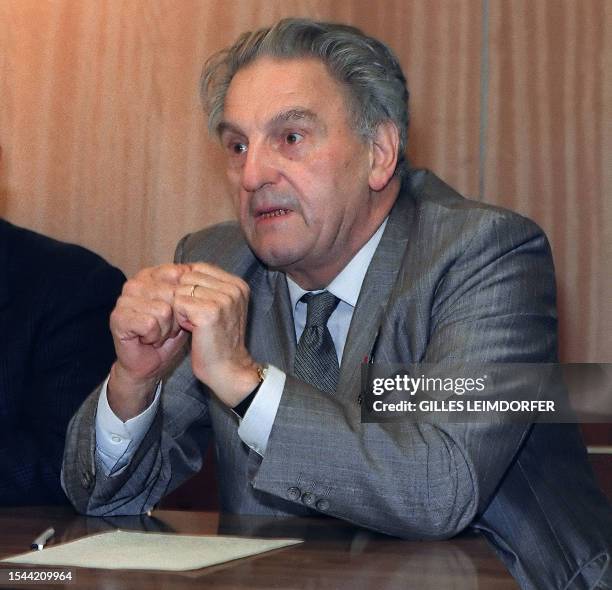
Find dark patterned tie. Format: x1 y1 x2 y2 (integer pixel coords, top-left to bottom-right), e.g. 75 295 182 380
294 291 341 393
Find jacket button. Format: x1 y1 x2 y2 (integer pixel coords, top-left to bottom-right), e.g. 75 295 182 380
81 471 93 490
301 492 315 506
316 499 330 512
287 487 301 501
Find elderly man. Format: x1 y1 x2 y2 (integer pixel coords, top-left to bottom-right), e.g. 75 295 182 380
62 18 611 589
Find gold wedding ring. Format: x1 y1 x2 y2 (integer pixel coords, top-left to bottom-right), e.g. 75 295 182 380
190 284 198 298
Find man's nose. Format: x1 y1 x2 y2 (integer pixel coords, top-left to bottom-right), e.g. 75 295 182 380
240 141 280 192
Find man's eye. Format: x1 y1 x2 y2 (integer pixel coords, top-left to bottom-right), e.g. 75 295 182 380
231 143 247 155
285 133 303 145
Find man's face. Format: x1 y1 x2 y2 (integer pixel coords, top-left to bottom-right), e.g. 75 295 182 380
219 57 378 288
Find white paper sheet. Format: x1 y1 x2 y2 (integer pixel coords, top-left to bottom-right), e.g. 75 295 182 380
1 530 302 571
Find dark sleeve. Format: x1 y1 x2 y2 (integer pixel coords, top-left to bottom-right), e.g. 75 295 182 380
0 254 125 505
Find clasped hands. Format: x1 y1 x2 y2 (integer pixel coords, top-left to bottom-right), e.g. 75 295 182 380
107 262 260 421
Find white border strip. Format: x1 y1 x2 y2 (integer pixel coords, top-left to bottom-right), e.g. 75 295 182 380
587 446 612 455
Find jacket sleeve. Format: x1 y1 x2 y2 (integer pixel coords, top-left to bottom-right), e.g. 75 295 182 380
61 355 214 515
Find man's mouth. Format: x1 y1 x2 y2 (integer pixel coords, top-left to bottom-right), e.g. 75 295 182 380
256 208 291 220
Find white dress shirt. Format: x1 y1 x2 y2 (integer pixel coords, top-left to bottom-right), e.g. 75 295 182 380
96 219 387 473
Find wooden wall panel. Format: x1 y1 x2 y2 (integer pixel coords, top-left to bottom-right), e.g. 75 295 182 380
485 0 611 362
0 1 231 275
0 0 482 277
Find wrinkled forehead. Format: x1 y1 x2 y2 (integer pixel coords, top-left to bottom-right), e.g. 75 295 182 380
220 56 355 133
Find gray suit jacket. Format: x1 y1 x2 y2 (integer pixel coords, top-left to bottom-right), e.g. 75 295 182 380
62 170 611 589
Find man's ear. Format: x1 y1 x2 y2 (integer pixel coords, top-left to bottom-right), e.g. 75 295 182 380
368 121 400 191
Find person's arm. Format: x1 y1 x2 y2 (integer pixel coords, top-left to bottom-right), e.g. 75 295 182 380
62 346 215 515
95 377 162 474
91 364 283 471
0 259 125 505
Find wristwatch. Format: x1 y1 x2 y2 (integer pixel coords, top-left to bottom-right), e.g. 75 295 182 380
233 364 267 418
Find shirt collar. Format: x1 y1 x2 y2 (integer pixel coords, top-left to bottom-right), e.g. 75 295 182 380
286 218 388 310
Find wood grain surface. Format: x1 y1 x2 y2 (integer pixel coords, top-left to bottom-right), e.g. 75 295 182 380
0 1 609 359
0 506 520 589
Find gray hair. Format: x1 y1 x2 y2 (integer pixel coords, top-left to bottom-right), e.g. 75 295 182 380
200 18 409 177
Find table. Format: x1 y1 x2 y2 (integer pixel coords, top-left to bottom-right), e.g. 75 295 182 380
0 506 518 589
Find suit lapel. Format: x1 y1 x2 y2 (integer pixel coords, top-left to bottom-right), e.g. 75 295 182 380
247 266 296 372
336 185 416 400
267 272 297 372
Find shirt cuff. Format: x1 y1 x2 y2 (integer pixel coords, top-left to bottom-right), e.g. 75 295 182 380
237 365 286 456
95 375 162 475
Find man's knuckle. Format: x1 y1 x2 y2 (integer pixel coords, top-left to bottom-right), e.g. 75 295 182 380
218 292 233 307
227 283 243 300
238 279 250 298
109 308 123 328
158 303 174 323
142 315 158 333
201 301 221 322
122 280 139 297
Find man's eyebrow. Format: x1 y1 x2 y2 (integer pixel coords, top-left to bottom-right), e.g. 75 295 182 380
268 108 319 128
217 108 321 139
216 121 243 139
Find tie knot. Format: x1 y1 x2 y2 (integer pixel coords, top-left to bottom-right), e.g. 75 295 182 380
301 291 340 328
